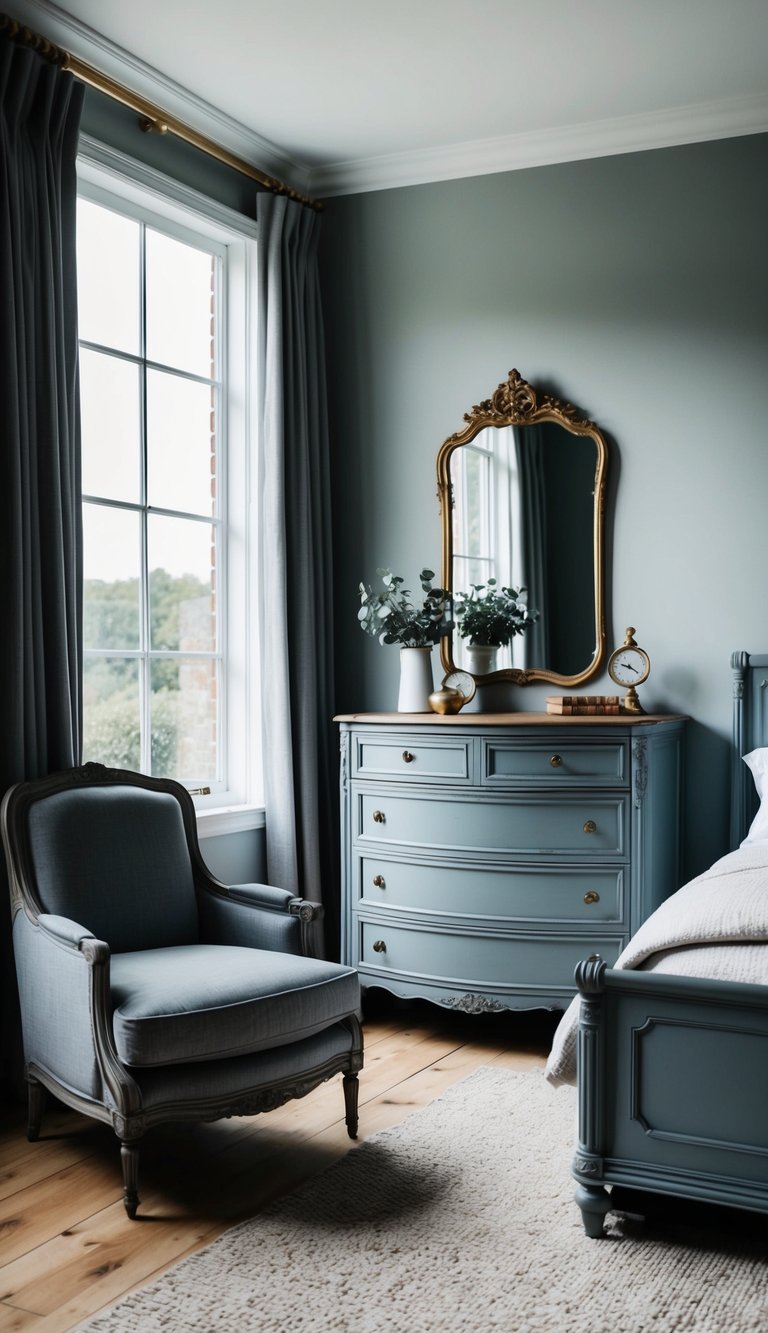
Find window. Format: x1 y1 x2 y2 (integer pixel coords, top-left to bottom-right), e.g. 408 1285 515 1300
76 167 260 819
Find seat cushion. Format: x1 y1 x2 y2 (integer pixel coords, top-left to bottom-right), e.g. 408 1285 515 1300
110 945 360 1068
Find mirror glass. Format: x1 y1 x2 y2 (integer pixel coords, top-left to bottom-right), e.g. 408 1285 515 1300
437 370 608 687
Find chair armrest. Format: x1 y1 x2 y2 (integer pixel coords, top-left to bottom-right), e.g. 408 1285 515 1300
226 883 298 911
198 882 324 957
13 910 139 1117
38 913 96 950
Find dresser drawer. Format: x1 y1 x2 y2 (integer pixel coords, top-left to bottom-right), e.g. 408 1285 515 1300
483 739 628 787
352 734 472 784
355 791 628 858
357 855 625 923
358 920 624 989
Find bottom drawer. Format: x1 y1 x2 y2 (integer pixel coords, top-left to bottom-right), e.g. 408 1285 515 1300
358 919 623 991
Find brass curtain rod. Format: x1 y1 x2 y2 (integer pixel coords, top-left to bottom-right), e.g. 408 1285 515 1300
0 12 321 211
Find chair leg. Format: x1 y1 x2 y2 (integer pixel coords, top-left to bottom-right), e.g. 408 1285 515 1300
120 1139 142 1219
27 1074 45 1142
343 1071 359 1140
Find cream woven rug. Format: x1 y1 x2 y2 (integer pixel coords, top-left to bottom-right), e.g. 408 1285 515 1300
79 1067 768 1333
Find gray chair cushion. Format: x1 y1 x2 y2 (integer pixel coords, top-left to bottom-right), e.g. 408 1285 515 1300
27 786 199 952
110 945 360 1067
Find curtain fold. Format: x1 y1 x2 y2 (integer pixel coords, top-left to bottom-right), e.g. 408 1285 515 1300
256 192 337 956
0 36 84 1093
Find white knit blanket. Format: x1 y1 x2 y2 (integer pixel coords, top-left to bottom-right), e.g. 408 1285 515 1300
545 842 768 1087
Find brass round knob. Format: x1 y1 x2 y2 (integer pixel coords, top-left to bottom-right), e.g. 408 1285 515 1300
584 891 600 905
372 939 387 953
372 810 386 824
549 754 563 767
583 820 597 834
402 750 415 763
373 874 386 888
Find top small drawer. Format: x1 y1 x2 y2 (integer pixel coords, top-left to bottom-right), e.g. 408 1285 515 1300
352 734 473 784
483 739 628 787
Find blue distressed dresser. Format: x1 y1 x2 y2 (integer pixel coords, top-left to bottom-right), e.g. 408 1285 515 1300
336 713 686 1012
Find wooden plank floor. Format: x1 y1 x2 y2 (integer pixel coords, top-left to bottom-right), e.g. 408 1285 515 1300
0 995 560 1332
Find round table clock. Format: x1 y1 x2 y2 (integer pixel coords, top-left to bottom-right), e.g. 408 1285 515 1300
607 628 650 714
443 670 477 704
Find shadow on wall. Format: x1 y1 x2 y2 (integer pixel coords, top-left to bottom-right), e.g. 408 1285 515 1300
682 722 731 883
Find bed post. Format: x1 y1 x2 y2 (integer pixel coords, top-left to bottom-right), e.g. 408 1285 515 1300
573 956 612 1237
731 650 751 849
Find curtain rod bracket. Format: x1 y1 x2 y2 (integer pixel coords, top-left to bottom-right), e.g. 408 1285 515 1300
139 115 169 135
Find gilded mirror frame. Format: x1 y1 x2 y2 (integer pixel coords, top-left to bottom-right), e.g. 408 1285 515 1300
437 369 608 686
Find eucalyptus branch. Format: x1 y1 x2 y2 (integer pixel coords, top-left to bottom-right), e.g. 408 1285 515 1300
357 568 453 648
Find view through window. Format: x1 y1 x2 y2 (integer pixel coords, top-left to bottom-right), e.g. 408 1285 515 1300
77 195 223 788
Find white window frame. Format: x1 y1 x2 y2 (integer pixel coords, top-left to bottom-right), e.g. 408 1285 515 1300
77 141 263 838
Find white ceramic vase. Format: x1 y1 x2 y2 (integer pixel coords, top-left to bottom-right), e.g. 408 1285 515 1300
465 644 498 677
398 647 435 712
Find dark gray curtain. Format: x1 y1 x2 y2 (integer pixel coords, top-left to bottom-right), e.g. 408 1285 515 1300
0 36 84 1093
256 193 337 956
514 425 550 668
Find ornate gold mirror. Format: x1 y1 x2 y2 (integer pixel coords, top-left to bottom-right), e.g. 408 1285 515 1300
437 369 608 686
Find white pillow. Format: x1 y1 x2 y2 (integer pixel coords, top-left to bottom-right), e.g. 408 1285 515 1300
741 748 768 845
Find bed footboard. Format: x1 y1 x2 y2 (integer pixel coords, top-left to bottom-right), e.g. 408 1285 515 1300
574 958 768 1237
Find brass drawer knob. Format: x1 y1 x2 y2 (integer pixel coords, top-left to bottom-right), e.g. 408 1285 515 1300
372 939 387 953
583 819 597 834
372 810 386 824
402 750 415 763
373 874 386 888
549 754 563 767
584 891 601 905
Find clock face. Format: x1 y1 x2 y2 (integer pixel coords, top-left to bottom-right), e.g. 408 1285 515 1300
443 669 477 702
609 647 650 688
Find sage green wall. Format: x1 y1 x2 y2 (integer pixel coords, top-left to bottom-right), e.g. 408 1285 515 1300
199 829 266 885
320 134 768 880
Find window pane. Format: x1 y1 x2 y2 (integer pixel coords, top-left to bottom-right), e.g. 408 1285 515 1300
147 370 216 516
77 199 140 355
459 449 490 561
148 516 216 653
146 229 216 378
151 657 217 782
83 658 140 769
83 505 141 649
80 350 141 503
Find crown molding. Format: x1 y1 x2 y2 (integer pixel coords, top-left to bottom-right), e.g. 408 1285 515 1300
6 0 313 195
311 93 768 198
8 2 768 201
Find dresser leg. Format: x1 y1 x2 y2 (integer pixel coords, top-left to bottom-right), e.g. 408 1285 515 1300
575 1183 611 1237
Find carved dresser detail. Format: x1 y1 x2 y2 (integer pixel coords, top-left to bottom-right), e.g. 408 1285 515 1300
336 713 686 1012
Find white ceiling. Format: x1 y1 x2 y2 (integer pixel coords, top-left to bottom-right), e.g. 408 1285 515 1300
10 0 768 195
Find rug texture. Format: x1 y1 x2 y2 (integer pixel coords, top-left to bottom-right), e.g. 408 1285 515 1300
79 1067 768 1333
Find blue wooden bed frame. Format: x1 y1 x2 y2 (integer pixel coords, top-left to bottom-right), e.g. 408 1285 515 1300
573 651 768 1236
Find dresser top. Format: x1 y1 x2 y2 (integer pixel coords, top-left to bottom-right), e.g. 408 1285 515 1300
334 712 687 727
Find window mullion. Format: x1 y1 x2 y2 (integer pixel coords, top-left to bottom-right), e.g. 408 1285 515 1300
139 220 152 776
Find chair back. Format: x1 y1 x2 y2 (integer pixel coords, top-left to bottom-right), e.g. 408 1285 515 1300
7 770 200 953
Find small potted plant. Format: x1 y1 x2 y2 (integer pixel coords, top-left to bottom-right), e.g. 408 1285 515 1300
454 578 537 675
357 568 452 710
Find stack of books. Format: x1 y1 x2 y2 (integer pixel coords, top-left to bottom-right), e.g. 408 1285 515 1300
546 695 622 715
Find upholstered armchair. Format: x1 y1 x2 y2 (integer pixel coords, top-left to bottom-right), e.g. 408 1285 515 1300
2 762 363 1218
